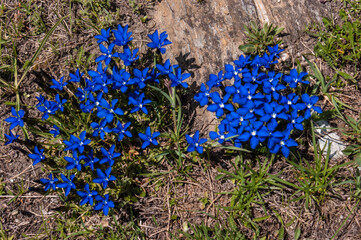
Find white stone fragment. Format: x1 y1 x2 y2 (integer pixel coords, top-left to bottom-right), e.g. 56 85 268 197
314 120 346 159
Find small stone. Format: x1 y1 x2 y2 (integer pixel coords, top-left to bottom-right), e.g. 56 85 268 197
314 120 346 159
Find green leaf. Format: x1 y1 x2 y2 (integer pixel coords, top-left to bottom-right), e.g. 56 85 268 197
278 226 285 240
253 215 270 222
294 227 301 240
338 71 355 82
355 153 361 167
238 44 256 54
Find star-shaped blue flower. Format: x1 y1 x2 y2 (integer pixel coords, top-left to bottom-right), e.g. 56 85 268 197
186 130 208 154
168 68 190 88
57 174 76 196
28 146 45 166
5 107 25 130
94 194 114 216
4 131 19 145
64 131 91 153
99 145 121 166
138 127 160 149
95 28 111 44
64 151 85 171
49 125 60 137
113 121 132 141
77 183 98 206
40 173 58 191
93 167 116 189
50 76 67 91
147 30 172 54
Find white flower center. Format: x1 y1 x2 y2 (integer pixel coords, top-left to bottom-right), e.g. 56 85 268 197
272 113 277 118
307 104 312 109
280 140 285 146
251 130 256 136
219 103 224 108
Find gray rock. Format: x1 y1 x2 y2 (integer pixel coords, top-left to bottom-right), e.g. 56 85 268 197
314 120 346 159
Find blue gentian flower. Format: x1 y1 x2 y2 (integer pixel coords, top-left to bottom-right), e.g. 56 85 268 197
57 174 76 197
5 107 25 130
116 48 139 66
40 173 58 191
268 130 298 157
69 68 84 83
77 183 98 206
128 92 152 114
94 194 114 216
132 68 152 89
95 28 111 44
194 83 211 106
37 99 58 120
85 92 104 112
186 130 208 154
99 145 121 166
97 98 124 123
233 54 251 68
28 146 45 166
287 110 304 131
243 68 266 83
225 81 248 105
169 68 190 88
84 149 99 171
112 68 131 93
250 55 266 68
301 94 322 119
90 119 112 140
209 123 233 144
64 151 85 171
259 102 288 123
93 167 116 189
36 94 46 107
88 63 111 93
64 131 91 153
207 70 224 88
138 127 160 149
95 43 116 66
224 64 242 81
207 92 234 118
147 30 172 54
75 87 86 101
268 44 284 59
239 121 269 149
49 125 60 137
261 52 278 68
284 69 309 88
156 59 178 75
55 94 67 112
4 131 19 145
113 24 133 47
113 121 132 141
50 76 67 90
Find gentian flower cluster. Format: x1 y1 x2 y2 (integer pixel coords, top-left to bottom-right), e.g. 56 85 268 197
194 45 322 157
2 25 193 216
